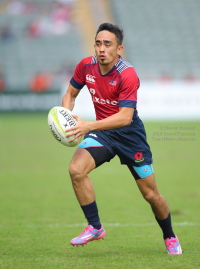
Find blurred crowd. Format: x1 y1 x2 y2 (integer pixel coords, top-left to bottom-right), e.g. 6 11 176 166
0 60 74 93
0 0 75 38
0 0 199 93
30 63 74 93
0 0 75 92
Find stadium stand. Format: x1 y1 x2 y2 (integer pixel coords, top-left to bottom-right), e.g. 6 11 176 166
1 0 200 92
110 0 200 80
0 0 83 91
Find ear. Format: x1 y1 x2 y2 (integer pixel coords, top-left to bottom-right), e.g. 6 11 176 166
117 45 124 56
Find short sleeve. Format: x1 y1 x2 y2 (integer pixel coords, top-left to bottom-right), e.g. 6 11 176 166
118 68 140 108
70 59 86 90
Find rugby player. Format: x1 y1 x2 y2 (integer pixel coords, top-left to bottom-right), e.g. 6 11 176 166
62 23 182 254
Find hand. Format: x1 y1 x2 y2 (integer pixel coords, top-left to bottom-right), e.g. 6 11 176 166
65 115 90 144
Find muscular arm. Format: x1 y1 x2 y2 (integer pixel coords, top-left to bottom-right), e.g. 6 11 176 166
62 83 80 111
66 106 134 142
87 106 134 131
63 84 134 142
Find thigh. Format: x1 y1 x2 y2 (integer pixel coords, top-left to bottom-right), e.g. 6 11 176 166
77 137 115 168
110 119 153 167
70 147 96 176
128 164 158 194
128 164 154 180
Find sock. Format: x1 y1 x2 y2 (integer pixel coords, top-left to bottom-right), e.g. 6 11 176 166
156 213 175 240
81 201 101 230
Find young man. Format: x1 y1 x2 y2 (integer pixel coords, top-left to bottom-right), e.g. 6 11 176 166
62 23 182 254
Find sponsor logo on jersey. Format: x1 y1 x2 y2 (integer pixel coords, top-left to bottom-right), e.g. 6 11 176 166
92 96 118 106
89 87 118 106
134 152 144 162
86 74 95 84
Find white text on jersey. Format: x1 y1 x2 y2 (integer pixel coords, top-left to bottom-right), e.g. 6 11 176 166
89 88 118 106
92 96 118 106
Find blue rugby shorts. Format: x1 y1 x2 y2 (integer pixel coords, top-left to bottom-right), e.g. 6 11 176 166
78 117 153 179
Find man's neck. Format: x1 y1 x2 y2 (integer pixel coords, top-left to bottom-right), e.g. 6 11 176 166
99 57 120 75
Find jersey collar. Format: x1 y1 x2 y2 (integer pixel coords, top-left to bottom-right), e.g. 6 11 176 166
97 56 123 77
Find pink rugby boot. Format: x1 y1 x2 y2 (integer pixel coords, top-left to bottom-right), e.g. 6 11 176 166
70 225 106 246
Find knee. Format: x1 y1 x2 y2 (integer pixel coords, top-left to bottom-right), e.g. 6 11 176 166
142 188 159 204
68 161 85 182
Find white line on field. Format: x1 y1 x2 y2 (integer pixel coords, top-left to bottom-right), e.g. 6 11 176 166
0 222 199 228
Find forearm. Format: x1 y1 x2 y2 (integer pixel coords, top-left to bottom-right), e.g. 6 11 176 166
62 83 80 111
87 109 133 132
62 91 75 111
66 107 134 142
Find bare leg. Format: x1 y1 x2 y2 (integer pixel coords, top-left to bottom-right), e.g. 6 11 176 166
68 149 106 244
136 173 169 220
69 148 96 205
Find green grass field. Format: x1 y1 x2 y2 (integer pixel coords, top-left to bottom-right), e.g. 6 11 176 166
0 113 200 269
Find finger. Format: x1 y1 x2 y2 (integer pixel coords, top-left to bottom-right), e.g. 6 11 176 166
65 126 76 133
72 114 79 121
68 133 81 142
66 130 77 138
74 136 81 144
68 136 76 142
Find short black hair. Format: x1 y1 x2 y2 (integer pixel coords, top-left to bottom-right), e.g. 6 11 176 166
96 23 124 45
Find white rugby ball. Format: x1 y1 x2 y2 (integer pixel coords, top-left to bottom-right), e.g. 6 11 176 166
48 106 83 147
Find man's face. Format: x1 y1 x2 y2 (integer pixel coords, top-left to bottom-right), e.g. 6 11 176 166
94 30 123 67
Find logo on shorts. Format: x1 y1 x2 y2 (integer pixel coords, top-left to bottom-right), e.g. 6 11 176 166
143 168 148 172
89 133 97 138
134 152 144 162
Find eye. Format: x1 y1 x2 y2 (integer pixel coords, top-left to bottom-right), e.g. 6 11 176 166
105 44 110 47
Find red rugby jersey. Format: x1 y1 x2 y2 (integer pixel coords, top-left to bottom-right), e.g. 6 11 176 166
70 55 140 120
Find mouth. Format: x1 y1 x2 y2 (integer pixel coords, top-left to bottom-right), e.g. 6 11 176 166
99 55 106 60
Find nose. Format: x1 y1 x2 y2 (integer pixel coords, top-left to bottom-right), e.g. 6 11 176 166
99 44 105 52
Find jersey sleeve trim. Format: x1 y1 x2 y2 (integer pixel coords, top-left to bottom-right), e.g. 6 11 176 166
119 100 137 108
70 77 85 90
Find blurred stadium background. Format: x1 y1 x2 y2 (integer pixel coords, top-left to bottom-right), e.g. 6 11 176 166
0 0 200 120
1 1 200 268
